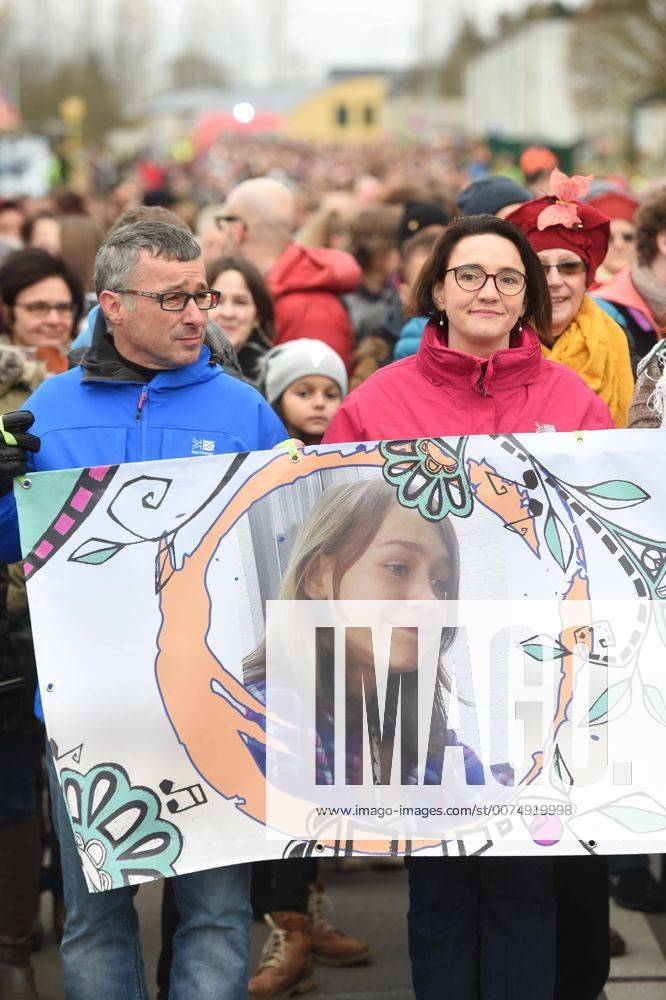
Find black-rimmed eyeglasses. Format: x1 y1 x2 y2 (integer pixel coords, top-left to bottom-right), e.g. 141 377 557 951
214 214 245 230
114 289 221 312
445 265 526 296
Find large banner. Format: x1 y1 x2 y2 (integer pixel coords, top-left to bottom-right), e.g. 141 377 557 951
15 430 666 892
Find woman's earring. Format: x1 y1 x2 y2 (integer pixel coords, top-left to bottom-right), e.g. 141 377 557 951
439 312 445 327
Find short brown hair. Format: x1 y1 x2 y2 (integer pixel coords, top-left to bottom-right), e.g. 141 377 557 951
348 206 399 270
636 188 666 267
0 248 84 332
407 214 552 345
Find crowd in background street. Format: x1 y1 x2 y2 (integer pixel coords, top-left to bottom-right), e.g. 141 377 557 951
0 133 665 1000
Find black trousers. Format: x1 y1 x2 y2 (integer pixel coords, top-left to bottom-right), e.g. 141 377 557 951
554 857 609 1000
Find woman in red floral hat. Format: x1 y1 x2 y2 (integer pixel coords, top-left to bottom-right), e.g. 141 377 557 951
507 170 634 427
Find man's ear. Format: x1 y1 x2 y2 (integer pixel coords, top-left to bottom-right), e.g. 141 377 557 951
302 554 333 600
432 281 446 312
234 218 249 247
98 290 124 327
656 229 666 260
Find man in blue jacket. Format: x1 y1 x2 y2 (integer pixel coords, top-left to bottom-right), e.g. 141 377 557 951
0 219 287 1000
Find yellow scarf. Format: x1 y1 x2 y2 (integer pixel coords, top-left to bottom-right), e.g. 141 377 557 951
541 294 634 427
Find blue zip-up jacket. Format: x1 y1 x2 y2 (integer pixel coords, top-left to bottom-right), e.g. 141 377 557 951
0 324 287 721
0 332 286 567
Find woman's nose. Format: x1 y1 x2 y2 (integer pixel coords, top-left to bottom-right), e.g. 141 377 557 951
477 277 500 299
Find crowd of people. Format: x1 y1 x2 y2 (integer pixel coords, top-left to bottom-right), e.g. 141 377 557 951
0 138 665 1000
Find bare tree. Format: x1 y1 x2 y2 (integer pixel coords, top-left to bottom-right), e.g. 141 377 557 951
168 52 227 90
20 54 122 142
407 17 485 97
110 0 157 115
569 0 666 114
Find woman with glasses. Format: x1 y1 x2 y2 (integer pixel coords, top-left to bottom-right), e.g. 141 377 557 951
506 171 634 425
0 248 83 379
0 248 83 998
322 214 614 1000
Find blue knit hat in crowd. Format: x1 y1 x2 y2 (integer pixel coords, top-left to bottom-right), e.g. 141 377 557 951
458 177 531 217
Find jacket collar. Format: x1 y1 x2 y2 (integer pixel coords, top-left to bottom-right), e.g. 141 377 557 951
595 265 653 320
80 307 217 388
415 318 543 394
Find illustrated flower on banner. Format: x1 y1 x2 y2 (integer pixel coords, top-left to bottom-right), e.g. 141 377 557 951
60 763 183 891
380 437 473 520
537 168 594 231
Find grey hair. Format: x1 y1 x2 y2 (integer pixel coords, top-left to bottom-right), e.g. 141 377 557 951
94 220 201 298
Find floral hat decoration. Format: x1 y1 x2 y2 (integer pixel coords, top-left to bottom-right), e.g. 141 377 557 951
506 169 611 286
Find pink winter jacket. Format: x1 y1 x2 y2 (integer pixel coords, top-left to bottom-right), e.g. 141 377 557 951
322 320 614 443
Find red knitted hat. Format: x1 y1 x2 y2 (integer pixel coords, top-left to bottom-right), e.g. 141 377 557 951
506 169 610 286
587 190 638 223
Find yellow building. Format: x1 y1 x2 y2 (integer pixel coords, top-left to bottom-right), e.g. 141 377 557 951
288 75 387 143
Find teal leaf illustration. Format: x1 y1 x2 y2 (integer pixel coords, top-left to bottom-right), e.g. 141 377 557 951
543 508 573 572
583 679 631 726
551 745 574 795
582 480 650 509
643 685 666 727
69 538 125 566
521 635 569 661
598 804 666 833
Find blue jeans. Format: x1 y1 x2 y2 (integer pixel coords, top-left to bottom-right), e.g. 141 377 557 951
406 856 555 1000
47 748 251 1000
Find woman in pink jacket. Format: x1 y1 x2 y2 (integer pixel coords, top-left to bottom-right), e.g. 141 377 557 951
323 213 613 1000
324 217 613 443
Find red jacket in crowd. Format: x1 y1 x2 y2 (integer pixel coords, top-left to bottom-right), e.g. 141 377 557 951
323 320 614 443
268 242 361 367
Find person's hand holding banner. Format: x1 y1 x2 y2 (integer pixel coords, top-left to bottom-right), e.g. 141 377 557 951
0 411 40 495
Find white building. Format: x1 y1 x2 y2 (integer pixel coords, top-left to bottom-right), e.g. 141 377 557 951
463 15 582 145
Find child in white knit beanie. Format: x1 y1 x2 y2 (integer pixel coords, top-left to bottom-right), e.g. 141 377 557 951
262 339 347 444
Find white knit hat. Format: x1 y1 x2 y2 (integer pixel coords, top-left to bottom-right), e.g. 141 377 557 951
263 339 348 404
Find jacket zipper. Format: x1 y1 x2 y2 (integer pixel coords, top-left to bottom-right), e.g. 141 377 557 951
135 387 148 421
135 386 150 461
479 362 488 397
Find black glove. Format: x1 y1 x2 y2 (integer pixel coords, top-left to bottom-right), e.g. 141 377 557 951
0 411 40 497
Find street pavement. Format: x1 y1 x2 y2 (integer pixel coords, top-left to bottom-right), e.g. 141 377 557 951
32 860 666 999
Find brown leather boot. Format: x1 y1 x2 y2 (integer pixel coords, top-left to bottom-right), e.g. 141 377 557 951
308 882 371 967
0 817 41 999
248 912 316 998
